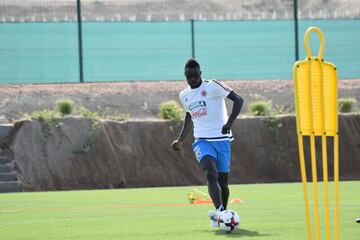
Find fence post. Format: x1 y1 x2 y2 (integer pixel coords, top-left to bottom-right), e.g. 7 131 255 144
294 0 299 61
77 0 84 82
191 19 195 58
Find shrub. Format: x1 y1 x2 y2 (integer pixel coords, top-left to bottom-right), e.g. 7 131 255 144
249 100 272 116
56 99 74 115
29 109 60 123
97 106 129 121
273 104 291 115
338 98 357 113
79 106 99 119
159 101 184 121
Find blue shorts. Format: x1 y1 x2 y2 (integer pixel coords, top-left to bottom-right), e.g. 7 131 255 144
192 139 231 173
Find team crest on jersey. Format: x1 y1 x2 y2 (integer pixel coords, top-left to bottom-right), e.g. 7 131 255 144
201 90 207 97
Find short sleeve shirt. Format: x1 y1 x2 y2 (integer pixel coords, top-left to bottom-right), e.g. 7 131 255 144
179 79 233 141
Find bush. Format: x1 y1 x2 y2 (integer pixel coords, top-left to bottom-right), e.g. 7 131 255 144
79 106 99 119
79 106 129 121
338 98 357 113
56 99 74 115
28 109 60 123
249 100 272 116
159 101 184 121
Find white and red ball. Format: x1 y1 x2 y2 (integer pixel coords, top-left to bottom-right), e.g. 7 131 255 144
217 210 240 232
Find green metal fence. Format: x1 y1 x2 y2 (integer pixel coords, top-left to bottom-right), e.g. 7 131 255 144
0 0 359 84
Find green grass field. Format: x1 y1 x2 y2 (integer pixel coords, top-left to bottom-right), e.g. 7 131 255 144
1 181 359 240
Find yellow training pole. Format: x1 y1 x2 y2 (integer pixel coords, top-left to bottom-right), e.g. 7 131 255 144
334 134 339 240
309 135 320 240
317 37 331 240
306 27 320 240
322 135 331 240
293 26 339 240
297 134 313 240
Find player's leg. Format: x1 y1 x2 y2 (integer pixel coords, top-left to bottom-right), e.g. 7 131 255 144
213 140 231 210
193 140 222 209
193 140 224 227
199 156 222 209
218 172 229 209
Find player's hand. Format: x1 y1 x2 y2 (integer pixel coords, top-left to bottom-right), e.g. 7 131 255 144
171 140 183 151
221 123 231 134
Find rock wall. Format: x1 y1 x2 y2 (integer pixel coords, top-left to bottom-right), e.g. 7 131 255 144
2 114 360 191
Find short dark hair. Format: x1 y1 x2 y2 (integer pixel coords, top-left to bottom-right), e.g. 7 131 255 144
185 58 200 69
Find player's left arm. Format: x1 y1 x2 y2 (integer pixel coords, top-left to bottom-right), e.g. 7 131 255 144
222 91 244 134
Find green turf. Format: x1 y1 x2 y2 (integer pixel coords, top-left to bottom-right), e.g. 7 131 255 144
0 181 359 240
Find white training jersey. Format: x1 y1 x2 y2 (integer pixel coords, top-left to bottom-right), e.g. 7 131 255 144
179 79 233 141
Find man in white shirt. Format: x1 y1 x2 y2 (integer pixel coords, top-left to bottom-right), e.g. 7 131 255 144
171 58 243 227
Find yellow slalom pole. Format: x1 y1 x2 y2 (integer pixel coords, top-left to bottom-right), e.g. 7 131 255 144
310 135 321 240
334 134 339 240
321 135 331 240
317 35 331 240
297 134 313 240
306 28 320 240
305 27 325 60
294 26 339 240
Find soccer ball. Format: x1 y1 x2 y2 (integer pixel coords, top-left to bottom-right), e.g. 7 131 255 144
217 210 240 232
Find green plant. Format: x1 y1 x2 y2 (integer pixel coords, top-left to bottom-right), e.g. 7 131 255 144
264 114 283 166
97 106 129 121
104 114 129 121
248 100 285 155
265 116 283 144
28 109 60 123
74 107 101 154
273 104 291 115
56 99 74 116
159 101 185 132
78 106 102 132
25 109 61 139
338 97 357 113
249 100 272 116
79 106 99 119
159 101 184 121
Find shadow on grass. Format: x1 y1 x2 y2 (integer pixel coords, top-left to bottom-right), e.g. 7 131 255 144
219 228 275 237
195 228 274 238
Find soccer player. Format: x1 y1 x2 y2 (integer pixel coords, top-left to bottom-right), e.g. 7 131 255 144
171 58 243 227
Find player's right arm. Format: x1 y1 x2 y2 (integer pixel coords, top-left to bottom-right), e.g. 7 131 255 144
171 112 193 151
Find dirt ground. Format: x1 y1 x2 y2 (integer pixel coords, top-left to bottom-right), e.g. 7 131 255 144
0 79 359 124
